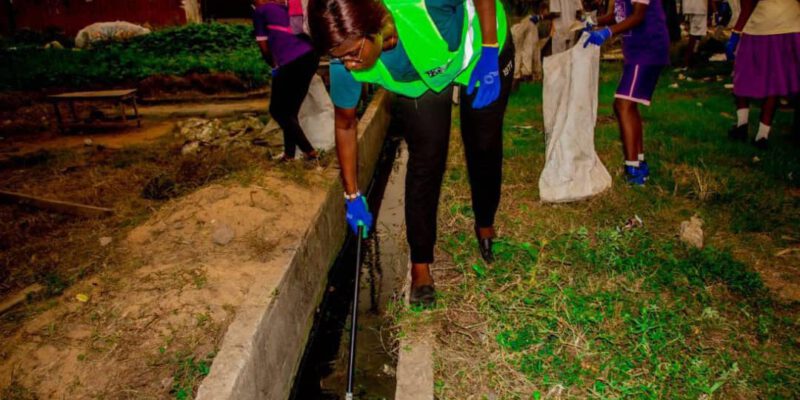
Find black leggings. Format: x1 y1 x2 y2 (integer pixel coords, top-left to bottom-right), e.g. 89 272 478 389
398 41 515 264
269 51 320 158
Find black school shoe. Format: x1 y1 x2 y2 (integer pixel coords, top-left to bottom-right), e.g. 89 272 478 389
753 137 769 150
475 226 495 264
728 124 748 142
410 285 436 308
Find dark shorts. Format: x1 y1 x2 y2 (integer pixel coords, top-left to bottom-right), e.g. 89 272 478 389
615 64 664 106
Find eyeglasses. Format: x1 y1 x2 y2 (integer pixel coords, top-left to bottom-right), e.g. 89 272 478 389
331 36 368 64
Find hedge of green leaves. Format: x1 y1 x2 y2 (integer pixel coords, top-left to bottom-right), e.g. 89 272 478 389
0 23 271 90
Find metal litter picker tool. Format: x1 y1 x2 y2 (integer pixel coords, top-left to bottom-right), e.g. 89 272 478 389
346 226 364 400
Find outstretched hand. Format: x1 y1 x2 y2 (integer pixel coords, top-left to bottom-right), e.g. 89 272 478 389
583 27 612 48
467 45 501 109
345 194 372 238
726 32 740 61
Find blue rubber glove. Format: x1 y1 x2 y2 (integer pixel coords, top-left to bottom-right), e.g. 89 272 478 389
583 27 612 48
271 67 279 78
530 14 541 24
726 32 740 61
582 22 595 33
345 194 372 238
467 45 501 109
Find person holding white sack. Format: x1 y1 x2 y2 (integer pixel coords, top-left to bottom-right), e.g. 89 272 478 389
584 0 670 185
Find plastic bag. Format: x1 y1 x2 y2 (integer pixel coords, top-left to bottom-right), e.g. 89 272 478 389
264 74 335 152
74 21 150 49
539 33 612 203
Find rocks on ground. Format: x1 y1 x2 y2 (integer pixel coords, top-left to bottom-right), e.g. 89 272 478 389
176 116 281 155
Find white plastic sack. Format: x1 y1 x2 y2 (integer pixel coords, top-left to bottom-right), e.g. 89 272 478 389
264 74 335 152
75 21 150 49
539 33 612 203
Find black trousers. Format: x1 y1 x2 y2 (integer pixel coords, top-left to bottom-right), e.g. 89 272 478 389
269 51 320 157
398 41 515 263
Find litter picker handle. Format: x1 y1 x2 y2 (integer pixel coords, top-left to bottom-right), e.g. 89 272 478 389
346 225 364 400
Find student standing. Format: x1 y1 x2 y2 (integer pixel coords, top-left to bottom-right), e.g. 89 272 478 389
308 0 514 307
683 0 709 68
550 0 585 53
253 0 320 161
726 0 800 149
585 0 670 185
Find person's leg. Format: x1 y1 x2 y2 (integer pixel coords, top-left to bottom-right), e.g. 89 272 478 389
269 73 297 158
614 64 662 182
685 36 696 68
460 40 515 239
728 96 751 141
614 98 642 163
400 87 454 289
754 96 779 147
269 52 320 158
794 96 800 141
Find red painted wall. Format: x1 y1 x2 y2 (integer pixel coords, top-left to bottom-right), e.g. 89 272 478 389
1 0 187 36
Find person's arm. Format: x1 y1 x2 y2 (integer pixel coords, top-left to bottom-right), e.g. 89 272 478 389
597 0 616 24
595 10 616 26
330 61 372 236
474 0 498 45
608 1 647 35
257 41 275 68
329 62 363 195
585 0 646 46
726 0 755 60
733 0 755 31
335 106 359 195
253 7 276 67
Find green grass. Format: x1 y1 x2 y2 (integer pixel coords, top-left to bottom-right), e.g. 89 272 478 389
0 23 270 90
415 62 800 399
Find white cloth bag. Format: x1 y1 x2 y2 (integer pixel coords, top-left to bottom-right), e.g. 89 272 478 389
539 33 612 203
264 74 336 152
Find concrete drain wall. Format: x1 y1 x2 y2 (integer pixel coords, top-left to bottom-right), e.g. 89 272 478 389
196 90 392 400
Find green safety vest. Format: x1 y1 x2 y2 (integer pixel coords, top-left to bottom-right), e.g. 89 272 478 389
351 0 508 98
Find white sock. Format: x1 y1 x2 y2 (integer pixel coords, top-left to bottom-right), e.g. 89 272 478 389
737 108 749 127
638 153 645 162
755 122 771 141
625 160 640 167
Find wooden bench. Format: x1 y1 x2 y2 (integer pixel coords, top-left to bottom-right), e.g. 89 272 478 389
47 89 141 133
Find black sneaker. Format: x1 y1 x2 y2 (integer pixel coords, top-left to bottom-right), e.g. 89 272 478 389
728 124 748 141
410 285 436 308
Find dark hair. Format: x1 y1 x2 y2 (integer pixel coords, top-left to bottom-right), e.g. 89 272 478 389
307 0 386 52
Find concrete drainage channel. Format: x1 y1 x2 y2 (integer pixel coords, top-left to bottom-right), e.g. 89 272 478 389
196 88 433 400
196 90 391 400
291 132 408 399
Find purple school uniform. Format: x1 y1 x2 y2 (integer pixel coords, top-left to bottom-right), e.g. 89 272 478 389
253 3 314 68
614 0 670 65
613 0 670 105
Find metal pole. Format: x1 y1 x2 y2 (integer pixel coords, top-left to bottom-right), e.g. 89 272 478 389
346 226 364 400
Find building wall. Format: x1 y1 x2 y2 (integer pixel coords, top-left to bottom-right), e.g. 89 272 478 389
1 0 188 36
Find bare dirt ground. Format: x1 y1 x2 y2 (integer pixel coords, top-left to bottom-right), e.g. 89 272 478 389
1 179 326 399
0 110 335 399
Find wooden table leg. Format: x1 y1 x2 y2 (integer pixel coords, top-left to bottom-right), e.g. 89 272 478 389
68 100 78 121
52 102 65 134
131 97 141 127
119 101 127 122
